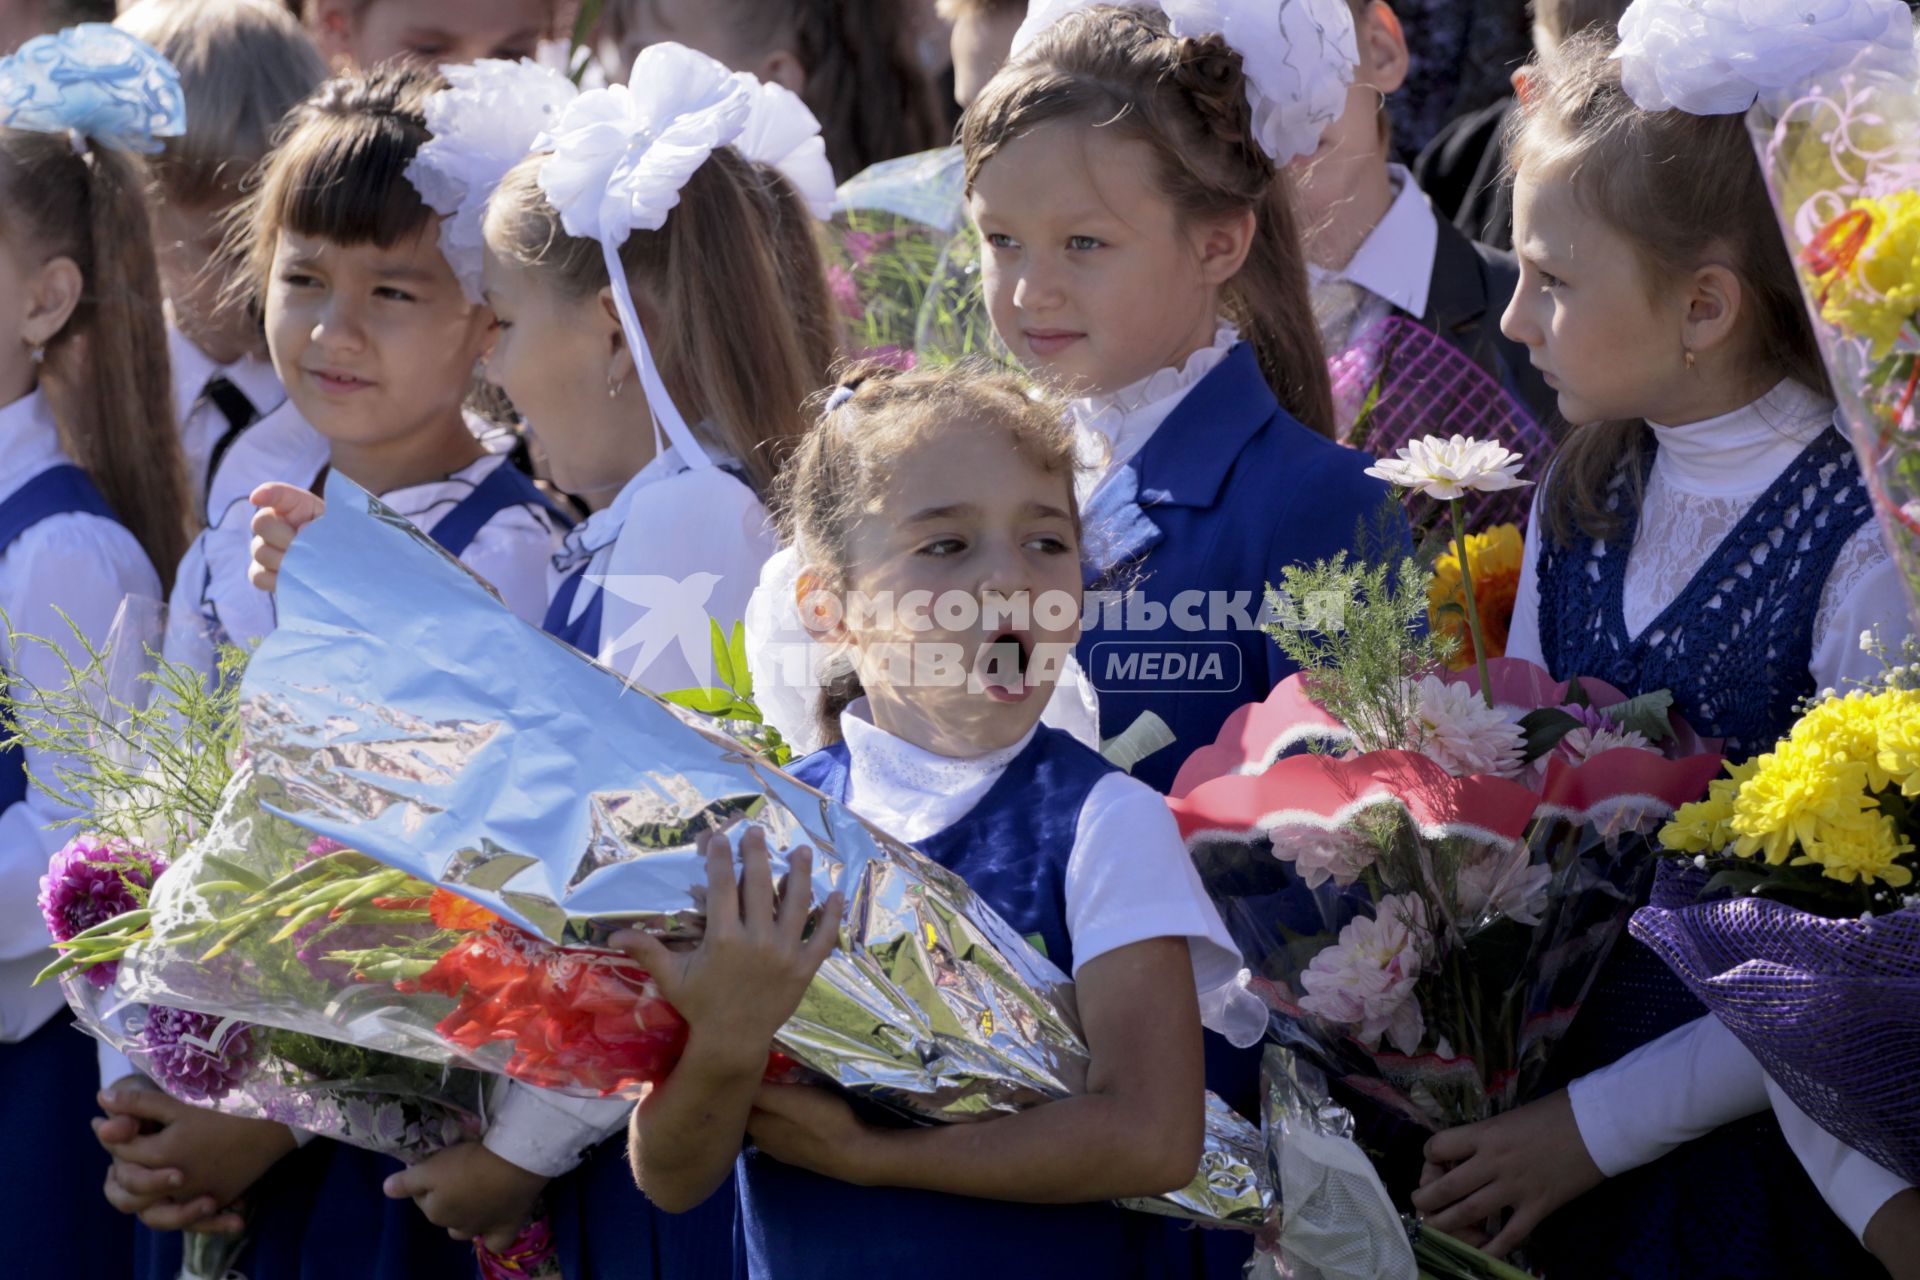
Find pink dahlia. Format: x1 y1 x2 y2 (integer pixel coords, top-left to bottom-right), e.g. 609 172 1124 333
1298 894 1430 1054
37 835 168 988
139 1005 256 1103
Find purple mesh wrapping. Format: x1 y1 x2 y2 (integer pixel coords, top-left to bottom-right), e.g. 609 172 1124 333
1631 869 1920 1185
1334 316 1553 533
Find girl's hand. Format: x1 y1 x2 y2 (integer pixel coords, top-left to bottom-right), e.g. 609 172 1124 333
382 1142 549 1252
1411 1089 1604 1257
744 1084 878 1184
611 827 842 1069
95 1085 296 1233
247 481 327 593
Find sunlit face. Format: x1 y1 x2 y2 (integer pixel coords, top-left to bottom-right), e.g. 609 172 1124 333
480 246 647 503
612 0 759 77
970 121 1224 398
820 422 1083 756
1501 166 1691 426
152 197 259 366
337 0 546 69
265 227 492 450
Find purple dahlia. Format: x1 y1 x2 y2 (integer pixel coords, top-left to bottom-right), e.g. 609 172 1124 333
139 1005 256 1103
37 835 168 988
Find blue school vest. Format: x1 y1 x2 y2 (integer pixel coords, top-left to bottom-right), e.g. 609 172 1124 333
0 465 137 1276
1075 344 1404 794
428 456 572 561
0 466 117 813
735 726 1191 1280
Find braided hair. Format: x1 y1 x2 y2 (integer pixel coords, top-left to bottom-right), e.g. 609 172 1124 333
961 4 1335 437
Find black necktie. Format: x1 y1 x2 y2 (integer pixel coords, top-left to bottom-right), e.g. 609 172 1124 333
200 375 260 502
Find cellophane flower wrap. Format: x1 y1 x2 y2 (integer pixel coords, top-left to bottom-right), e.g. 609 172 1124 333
1170 655 1724 1134
110 474 1271 1232
1748 25 1920 617
1632 650 1920 1185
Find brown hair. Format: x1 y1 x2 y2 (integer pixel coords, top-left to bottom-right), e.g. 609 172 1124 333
0 132 192 590
962 5 1336 437
486 145 835 497
936 0 1024 18
772 359 1078 743
116 0 329 207
229 62 443 314
1509 31 1830 544
1530 0 1631 46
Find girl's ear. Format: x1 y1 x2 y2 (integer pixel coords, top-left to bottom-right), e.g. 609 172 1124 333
755 48 808 95
794 566 847 645
1194 209 1258 288
22 255 83 350
1681 262 1745 358
1357 1 1410 97
307 0 360 69
596 285 639 387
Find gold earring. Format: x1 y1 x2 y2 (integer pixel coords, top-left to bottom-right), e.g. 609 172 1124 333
608 376 625 399
1683 347 1696 372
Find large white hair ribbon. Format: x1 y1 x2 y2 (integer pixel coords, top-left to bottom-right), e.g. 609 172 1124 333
731 75 836 220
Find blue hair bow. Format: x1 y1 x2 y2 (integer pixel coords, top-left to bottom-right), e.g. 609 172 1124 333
0 24 185 155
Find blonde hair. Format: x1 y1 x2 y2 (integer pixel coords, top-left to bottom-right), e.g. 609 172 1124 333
485 146 836 499
229 63 443 315
0 131 191 590
963 5 1336 437
772 360 1079 743
116 0 329 207
1509 32 1830 544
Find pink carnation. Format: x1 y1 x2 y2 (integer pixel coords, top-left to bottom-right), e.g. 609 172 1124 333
1298 894 1429 1054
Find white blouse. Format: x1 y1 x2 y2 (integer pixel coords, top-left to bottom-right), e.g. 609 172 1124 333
1071 321 1239 503
166 326 289 523
548 448 779 694
1507 381 1909 693
0 391 163 1042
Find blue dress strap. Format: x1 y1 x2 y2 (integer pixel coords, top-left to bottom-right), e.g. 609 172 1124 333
1 465 119 813
542 563 607 655
428 459 572 561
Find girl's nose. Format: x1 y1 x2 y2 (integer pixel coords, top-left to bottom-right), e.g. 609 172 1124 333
1011 263 1062 314
311 297 367 353
1498 284 1536 349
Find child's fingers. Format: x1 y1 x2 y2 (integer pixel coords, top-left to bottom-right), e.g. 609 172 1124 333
98 1087 185 1123
107 1161 184 1198
1421 1123 1482 1168
1420 1180 1513 1235
138 1196 225 1232
382 1165 429 1200
92 1112 143 1148
775 846 815 942
698 831 741 936
185 1213 247 1236
1409 1156 1494 1216
102 1166 179 1216
1484 1206 1540 1260
249 481 326 528
737 827 775 929
248 505 297 549
248 539 284 592
800 892 845 970
609 928 672 976
480 1224 520 1252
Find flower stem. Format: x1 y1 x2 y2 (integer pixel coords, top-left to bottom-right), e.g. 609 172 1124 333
1449 502 1494 708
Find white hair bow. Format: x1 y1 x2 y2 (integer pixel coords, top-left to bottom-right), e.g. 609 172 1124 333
406 58 579 305
1011 0 1357 164
1613 0 1916 116
732 75 836 220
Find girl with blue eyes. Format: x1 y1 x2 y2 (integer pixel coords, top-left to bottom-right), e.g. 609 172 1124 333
627 362 1255 1280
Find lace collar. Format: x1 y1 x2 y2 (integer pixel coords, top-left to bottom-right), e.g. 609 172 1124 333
1646 379 1837 498
554 446 691 570
839 697 1039 840
1069 322 1240 475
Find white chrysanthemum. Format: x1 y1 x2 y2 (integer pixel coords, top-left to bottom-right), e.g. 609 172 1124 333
1299 893 1428 1054
1614 0 1915 116
1410 675 1526 778
1557 723 1654 765
1453 843 1553 928
1364 434 1530 502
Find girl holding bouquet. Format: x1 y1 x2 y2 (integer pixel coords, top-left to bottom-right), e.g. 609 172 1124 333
249 45 840 1278
0 25 192 1277
1415 18 1916 1277
621 361 1258 1280
109 61 568 1280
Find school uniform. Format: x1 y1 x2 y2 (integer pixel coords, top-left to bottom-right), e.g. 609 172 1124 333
1505 380 1907 1277
0 389 160 1276
1410 97 1516 253
167 325 290 524
735 703 1254 1280
1312 162 1554 429
1073 331 1404 797
538 444 778 1280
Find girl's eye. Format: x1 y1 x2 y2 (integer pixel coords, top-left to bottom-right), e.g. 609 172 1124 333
374 286 418 303
491 319 512 332
918 537 967 558
984 232 1019 250
407 43 450 58
1538 269 1564 289
1067 235 1103 252
280 272 320 288
1027 535 1072 555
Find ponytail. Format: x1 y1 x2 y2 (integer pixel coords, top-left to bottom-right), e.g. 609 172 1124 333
0 131 191 589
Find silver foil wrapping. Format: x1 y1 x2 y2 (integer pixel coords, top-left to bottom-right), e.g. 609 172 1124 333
177 475 1270 1229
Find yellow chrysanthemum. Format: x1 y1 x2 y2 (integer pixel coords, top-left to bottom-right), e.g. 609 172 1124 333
1873 688 1920 796
1794 807 1916 887
1427 524 1522 671
1659 759 1758 854
1816 191 1920 358
1791 688 1898 790
1730 739 1875 866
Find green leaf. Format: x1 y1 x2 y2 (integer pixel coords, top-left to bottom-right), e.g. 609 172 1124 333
1609 689 1676 744
1516 706 1582 762
709 618 735 692
1561 676 1591 709
660 687 737 716
728 621 753 700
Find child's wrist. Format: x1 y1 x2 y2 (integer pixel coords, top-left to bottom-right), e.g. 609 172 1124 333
681 1025 776 1085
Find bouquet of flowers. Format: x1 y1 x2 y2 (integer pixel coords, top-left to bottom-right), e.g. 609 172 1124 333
1750 28 1920 619
826 147 997 368
4 613 553 1278
1634 634 1920 1185
88 475 1270 1232
1171 438 1725 1135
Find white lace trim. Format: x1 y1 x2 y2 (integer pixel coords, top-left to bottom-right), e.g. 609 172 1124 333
1070 321 1240 485
840 700 1038 842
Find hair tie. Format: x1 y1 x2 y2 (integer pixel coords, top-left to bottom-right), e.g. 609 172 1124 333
825 384 859 413
0 24 185 155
